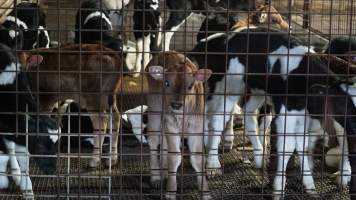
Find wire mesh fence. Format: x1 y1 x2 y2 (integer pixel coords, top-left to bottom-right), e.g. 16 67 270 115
0 0 356 199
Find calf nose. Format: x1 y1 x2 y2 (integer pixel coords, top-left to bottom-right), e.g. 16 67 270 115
170 102 183 110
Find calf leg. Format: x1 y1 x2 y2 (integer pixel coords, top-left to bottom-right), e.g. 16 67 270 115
295 117 317 195
165 133 181 200
206 97 237 174
258 110 273 147
0 151 9 189
89 115 109 168
134 34 151 77
147 113 163 186
223 104 242 150
335 121 351 187
244 95 265 168
104 111 121 167
273 108 297 200
347 120 356 200
188 135 211 200
3 139 21 186
307 119 324 170
15 145 34 198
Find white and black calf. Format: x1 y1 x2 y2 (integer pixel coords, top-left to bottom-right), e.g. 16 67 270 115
196 12 237 43
132 0 161 75
75 0 120 50
75 0 137 72
131 0 254 75
190 27 356 199
162 0 255 51
52 100 94 150
0 43 60 197
0 2 50 50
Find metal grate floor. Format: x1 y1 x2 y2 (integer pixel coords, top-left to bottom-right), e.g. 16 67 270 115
0 131 350 200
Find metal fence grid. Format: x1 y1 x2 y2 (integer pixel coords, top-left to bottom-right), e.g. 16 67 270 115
0 0 355 199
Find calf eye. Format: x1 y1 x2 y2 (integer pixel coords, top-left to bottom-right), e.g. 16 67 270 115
188 83 194 90
164 80 170 87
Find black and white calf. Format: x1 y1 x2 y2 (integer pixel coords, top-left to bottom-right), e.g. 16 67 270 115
131 0 254 75
75 0 137 72
162 0 255 51
0 43 60 197
190 27 356 199
132 0 161 76
52 100 94 150
0 2 50 50
196 12 237 43
75 0 119 50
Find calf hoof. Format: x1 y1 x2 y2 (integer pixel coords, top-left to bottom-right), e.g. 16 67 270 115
254 151 263 169
272 193 284 200
0 176 9 189
206 168 222 176
335 171 351 187
22 191 34 200
150 176 163 188
165 192 176 200
103 157 118 168
305 189 319 198
223 141 234 151
130 72 141 78
88 157 101 168
202 193 212 200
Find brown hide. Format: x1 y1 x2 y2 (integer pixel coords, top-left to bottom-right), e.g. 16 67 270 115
20 44 123 112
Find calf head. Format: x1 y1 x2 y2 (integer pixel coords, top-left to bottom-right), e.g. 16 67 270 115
148 52 212 113
232 4 290 31
28 115 61 174
198 12 238 41
251 4 290 31
0 18 26 50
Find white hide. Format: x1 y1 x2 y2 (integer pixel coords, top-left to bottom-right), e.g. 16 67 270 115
269 45 315 80
205 57 245 170
84 11 113 30
0 63 18 85
273 105 316 197
122 105 148 144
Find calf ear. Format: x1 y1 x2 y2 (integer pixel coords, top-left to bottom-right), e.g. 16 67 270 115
148 65 164 80
27 55 44 67
194 69 212 82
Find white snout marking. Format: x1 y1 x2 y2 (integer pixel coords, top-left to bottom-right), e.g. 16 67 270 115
48 129 60 143
8 30 18 39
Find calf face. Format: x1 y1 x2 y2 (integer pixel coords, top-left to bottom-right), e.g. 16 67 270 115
148 54 211 112
232 4 290 31
3 3 50 50
0 18 26 50
197 12 238 42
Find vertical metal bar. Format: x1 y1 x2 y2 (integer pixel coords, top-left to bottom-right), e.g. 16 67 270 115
67 103 71 199
303 0 310 29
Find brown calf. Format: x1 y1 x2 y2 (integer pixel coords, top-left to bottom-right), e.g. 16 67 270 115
18 44 123 168
146 52 212 200
232 4 290 31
